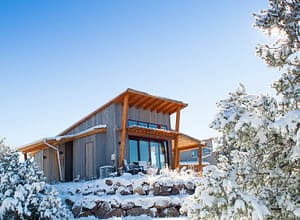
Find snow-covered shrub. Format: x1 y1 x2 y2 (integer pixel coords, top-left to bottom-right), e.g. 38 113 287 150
0 140 71 219
181 165 270 220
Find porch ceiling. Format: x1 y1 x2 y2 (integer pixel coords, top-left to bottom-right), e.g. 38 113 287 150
173 133 206 152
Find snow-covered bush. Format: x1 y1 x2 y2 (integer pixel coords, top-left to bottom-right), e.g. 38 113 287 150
181 165 270 220
0 140 71 219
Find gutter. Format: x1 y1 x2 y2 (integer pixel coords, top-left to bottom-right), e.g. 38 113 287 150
43 140 63 182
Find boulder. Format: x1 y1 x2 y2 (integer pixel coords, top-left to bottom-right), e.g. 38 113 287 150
94 201 111 218
72 205 81 217
104 208 125 218
127 207 151 216
105 179 113 186
65 198 74 207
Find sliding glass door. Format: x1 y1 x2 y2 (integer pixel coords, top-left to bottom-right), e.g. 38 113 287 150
129 137 168 169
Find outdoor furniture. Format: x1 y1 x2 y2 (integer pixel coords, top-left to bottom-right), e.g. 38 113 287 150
123 160 143 174
138 161 148 174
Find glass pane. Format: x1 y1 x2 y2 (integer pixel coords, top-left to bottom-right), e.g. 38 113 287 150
128 120 138 127
139 141 149 162
160 142 166 168
160 125 167 130
129 140 138 163
138 122 148 128
150 142 159 168
149 123 158 129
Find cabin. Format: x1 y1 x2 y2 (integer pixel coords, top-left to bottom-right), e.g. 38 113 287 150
18 89 206 182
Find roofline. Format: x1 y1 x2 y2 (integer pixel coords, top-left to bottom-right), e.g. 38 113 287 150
59 88 188 136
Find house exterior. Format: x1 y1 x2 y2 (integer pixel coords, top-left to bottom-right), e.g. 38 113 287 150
18 89 206 182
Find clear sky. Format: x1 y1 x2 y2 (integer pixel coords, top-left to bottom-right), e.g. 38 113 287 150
0 0 280 148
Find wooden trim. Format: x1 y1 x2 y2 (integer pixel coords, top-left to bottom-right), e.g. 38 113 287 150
198 145 203 175
156 101 172 113
175 109 181 132
119 94 129 168
133 96 149 107
174 109 181 168
176 144 200 152
142 98 157 110
150 99 165 112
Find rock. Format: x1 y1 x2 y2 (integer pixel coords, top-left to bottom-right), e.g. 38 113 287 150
154 185 172 196
120 189 131 195
121 201 135 210
79 210 92 217
133 186 146 195
171 185 180 195
110 199 121 209
104 208 125 218
158 207 180 217
65 198 74 207
95 189 106 196
72 205 81 217
154 198 170 209
185 181 194 191
127 207 151 216
106 190 116 195
149 207 158 217
75 189 81 194
105 179 113 186
166 207 180 217
94 201 111 218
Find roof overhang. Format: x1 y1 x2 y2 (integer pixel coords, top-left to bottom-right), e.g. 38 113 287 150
59 88 188 135
18 125 107 155
173 133 207 152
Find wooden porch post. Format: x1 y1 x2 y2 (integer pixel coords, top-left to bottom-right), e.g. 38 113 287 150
174 108 181 168
119 94 129 169
24 153 28 161
198 144 203 175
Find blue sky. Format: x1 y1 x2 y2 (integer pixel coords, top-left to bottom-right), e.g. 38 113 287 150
0 1 279 147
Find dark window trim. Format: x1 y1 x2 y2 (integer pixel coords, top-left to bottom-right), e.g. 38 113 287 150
128 119 168 130
129 136 169 167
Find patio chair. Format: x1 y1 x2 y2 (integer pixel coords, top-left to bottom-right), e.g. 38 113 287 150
123 159 143 174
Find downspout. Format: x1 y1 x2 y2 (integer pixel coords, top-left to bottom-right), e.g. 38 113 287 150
43 140 63 182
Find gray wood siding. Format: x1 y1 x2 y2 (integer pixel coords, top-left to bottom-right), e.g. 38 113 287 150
64 103 172 174
73 135 97 179
34 151 44 171
127 106 171 128
42 148 59 182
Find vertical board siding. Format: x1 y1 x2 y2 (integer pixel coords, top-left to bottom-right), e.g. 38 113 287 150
34 151 44 171
73 135 97 179
127 106 171 128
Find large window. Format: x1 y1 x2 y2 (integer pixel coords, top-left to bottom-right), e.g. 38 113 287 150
128 120 168 130
129 137 168 169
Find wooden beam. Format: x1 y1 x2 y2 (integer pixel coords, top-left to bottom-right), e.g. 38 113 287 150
162 103 178 114
128 94 141 106
174 109 181 168
156 101 171 113
143 98 159 110
142 97 155 110
119 94 129 168
134 96 149 107
198 145 203 176
150 100 165 112
24 153 28 161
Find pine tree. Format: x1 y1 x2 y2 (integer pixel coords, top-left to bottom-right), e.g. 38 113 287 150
0 140 71 220
182 0 300 219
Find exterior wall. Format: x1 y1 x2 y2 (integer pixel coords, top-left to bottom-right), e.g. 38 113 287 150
125 106 172 167
127 106 171 128
34 148 59 182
